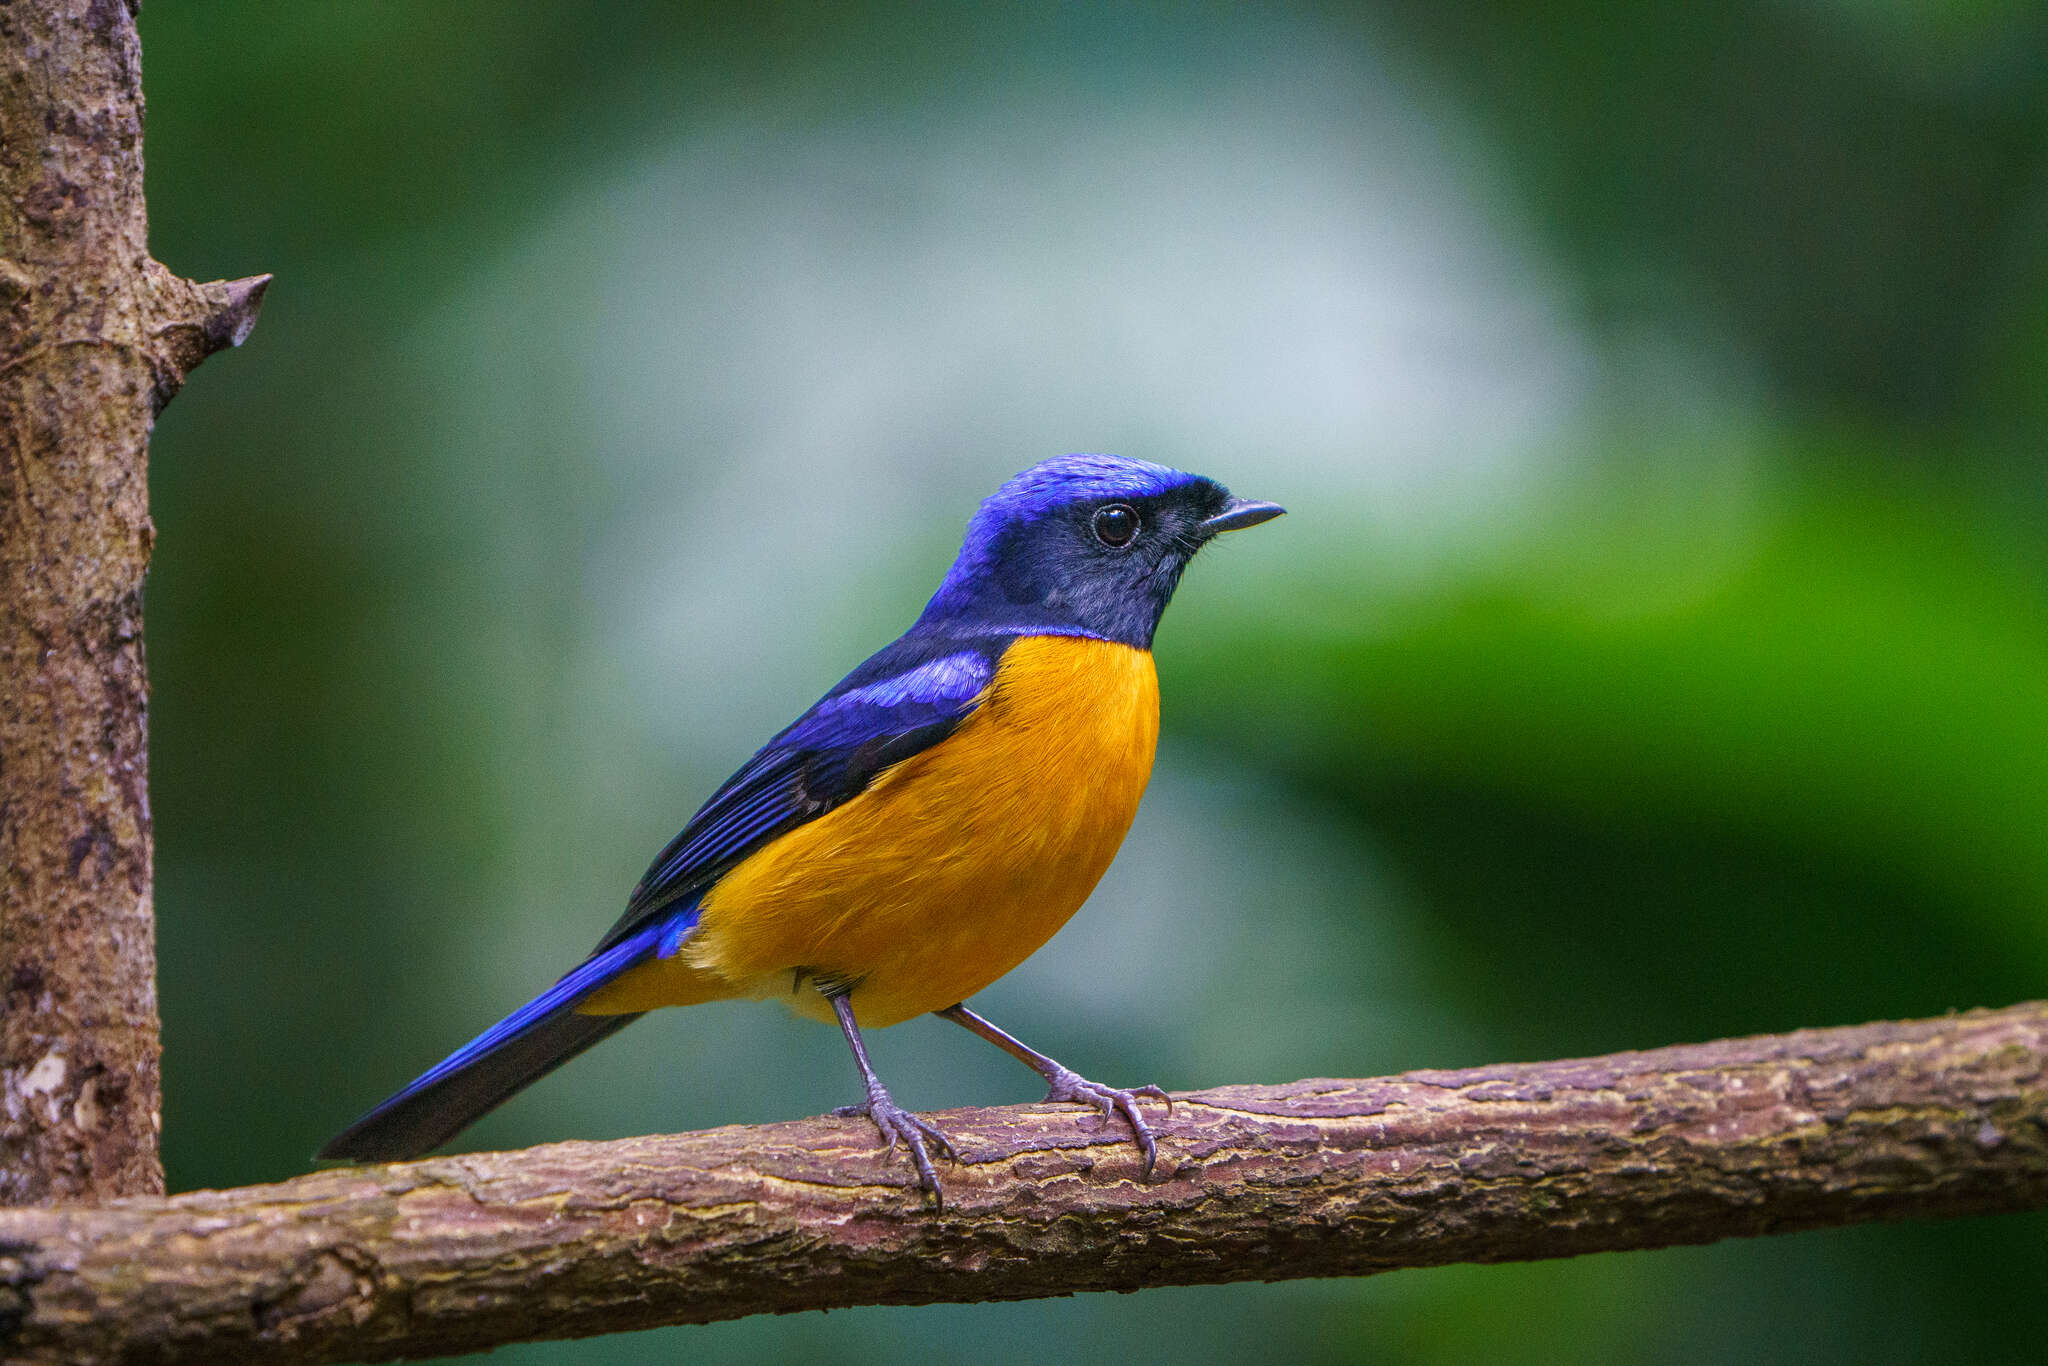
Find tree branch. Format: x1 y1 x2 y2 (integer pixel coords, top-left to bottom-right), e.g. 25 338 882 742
0 0 268 1204
0 1002 2041 1365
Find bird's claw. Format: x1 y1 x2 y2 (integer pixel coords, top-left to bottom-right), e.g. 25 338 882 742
1042 1067 1170 1179
836 1094 958 1208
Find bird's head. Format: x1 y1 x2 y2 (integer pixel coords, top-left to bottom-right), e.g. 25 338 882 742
918 454 1284 648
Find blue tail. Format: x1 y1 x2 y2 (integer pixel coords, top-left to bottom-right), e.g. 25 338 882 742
318 905 697 1162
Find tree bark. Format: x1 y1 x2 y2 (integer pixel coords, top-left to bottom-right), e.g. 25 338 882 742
0 1002 2041 1366
0 0 267 1204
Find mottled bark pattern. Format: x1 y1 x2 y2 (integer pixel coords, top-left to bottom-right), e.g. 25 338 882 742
0 0 266 1203
0 1003 2042 1365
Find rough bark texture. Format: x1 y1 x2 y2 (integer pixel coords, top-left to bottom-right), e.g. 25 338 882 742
0 1003 2040 1365
0 0 267 1204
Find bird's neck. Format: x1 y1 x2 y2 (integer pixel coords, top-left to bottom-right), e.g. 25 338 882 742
911 586 1159 649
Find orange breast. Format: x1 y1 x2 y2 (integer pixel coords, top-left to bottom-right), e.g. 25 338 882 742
582 635 1159 1026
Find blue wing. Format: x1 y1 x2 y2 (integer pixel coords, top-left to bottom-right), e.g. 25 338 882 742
320 628 1007 1163
598 634 1003 946
596 631 1002 949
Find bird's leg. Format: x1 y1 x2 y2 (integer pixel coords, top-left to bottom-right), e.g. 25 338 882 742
827 991 958 1207
936 1002 1170 1179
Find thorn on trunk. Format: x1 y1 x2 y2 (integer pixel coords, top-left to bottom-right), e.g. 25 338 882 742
198 273 272 353
148 271 274 415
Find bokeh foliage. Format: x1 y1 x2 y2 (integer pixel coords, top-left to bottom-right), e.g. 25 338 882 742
137 3 2048 1362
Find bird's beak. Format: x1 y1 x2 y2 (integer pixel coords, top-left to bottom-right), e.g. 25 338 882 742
1199 498 1286 538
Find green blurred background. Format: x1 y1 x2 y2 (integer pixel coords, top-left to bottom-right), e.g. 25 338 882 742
137 3 2048 1362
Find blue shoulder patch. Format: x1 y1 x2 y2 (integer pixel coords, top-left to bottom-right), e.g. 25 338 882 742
781 651 992 750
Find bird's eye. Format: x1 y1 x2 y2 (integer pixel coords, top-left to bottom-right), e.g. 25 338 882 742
1092 503 1140 548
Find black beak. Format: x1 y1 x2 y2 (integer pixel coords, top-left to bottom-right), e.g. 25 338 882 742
1199 498 1286 537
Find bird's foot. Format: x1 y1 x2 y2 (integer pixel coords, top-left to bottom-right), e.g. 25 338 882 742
1041 1066 1171 1179
833 1091 959 1208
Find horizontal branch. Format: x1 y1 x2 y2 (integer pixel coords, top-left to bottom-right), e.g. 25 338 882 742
3 1003 2045 1365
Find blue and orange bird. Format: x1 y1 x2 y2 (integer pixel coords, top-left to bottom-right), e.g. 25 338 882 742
321 454 1283 1203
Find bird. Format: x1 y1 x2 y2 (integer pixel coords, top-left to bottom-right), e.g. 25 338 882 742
320 453 1284 1205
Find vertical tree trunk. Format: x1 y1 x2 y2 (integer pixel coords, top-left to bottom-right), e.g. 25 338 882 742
0 0 265 1203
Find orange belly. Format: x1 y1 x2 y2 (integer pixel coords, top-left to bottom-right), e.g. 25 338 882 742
580 635 1159 1027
